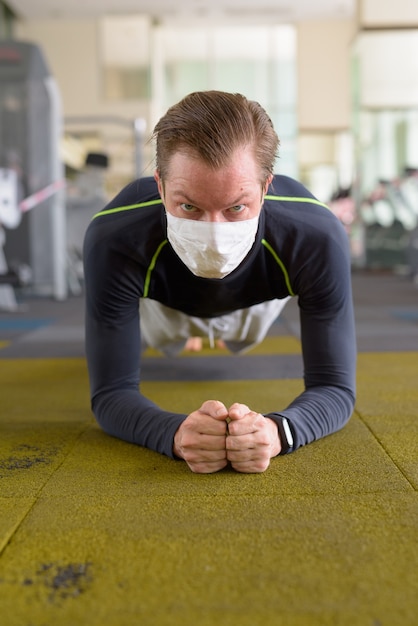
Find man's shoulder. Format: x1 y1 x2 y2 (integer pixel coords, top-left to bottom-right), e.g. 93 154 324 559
105 176 160 210
266 175 340 226
264 175 345 241
84 176 164 249
268 174 324 204
87 177 163 232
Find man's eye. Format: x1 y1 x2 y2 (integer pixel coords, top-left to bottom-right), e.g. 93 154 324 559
230 205 245 213
180 203 196 212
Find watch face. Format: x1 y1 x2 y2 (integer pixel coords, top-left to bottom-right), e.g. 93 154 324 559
282 418 293 448
279 417 293 454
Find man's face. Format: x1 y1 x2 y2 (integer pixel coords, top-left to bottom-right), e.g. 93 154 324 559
154 146 272 223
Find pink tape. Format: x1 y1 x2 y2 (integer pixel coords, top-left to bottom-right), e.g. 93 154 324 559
19 179 66 213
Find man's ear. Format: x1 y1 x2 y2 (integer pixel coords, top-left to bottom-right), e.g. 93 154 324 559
263 174 273 195
154 169 164 199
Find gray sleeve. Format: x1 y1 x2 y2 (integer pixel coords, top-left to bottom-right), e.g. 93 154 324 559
267 220 356 450
83 223 187 459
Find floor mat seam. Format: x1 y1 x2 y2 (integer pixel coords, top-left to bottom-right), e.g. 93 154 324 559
354 408 417 491
0 422 92 560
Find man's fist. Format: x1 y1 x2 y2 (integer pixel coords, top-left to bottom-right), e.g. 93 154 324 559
225 403 281 473
173 400 229 473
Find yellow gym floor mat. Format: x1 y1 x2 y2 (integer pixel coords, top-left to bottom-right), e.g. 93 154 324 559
0 353 417 625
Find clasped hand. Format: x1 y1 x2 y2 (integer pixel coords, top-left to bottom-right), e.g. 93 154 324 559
173 400 282 474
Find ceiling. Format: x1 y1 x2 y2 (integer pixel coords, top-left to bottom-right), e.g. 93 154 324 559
7 0 355 24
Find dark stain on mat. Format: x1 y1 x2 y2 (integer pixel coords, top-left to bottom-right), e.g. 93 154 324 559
23 562 93 602
0 444 58 473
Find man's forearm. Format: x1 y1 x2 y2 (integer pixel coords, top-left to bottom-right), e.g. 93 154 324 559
92 389 187 457
267 384 355 450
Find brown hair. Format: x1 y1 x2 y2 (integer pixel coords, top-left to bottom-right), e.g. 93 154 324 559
152 90 279 185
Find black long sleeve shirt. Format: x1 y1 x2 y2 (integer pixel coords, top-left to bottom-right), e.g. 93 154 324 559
83 174 356 457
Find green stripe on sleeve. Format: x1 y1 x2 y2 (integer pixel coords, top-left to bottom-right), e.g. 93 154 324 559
92 198 163 220
143 240 169 298
265 194 329 210
261 239 295 296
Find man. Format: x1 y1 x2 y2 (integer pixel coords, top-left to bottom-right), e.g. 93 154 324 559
83 90 356 474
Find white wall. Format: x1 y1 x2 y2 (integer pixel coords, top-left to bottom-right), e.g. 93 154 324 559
297 19 356 131
360 0 418 26
356 30 418 109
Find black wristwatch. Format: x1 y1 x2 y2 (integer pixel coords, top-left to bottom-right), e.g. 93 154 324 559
276 417 294 455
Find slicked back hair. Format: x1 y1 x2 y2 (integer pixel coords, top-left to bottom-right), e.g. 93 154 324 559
152 91 279 186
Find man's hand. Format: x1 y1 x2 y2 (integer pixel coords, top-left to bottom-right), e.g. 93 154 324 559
226 403 281 473
173 400 229 473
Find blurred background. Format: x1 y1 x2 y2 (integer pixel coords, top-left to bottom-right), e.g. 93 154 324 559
0 0 418 307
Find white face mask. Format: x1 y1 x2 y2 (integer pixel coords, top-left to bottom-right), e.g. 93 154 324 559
166 212 259 279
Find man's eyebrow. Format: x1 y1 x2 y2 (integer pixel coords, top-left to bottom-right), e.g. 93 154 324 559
171 190 251 206
171 191 199 205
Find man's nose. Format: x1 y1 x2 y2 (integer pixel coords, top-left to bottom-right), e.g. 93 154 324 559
205 211 226 223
